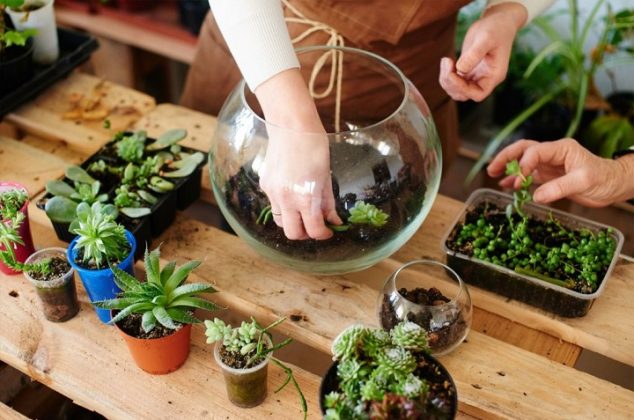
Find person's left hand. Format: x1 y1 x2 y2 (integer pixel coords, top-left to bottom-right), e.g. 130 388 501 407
439 3 527 102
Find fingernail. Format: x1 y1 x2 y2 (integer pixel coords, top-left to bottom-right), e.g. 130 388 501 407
533 190 545 202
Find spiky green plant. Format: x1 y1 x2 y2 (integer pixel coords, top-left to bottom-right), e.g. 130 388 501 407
69 202 128 269
0 188 27 221
390 321 429 351
0 211 50 275
94 246 219 332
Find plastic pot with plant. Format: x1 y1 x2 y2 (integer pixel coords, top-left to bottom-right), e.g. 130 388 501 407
6 0 58 64
445 161 624 317
94 246 220 374
205 317 307 417
320 322 457 419
0 182 35 275
0 0 36 96
67 202 136 323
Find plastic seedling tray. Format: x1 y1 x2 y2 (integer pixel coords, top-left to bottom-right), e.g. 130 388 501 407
442 189 624 317
169 145 206 210
0 28 98 118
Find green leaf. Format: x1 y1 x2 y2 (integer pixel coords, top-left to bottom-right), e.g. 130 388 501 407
44 196 78 223
108 302 154 325
160 261 177 286
3 0 26 8
168 283 216 303
45 180 76 198
163 260 201 294
65 166 96 184
165 308 200 324
120 207 151 218
144 246 161 285
93 297 139 309
146 129 188 151
111 266 142 291
170 296 221 312
153 306 177 329
1 29 36 47
141 311 157 333
137 190 157 205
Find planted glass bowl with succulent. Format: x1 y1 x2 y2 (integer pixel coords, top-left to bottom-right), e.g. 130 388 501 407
320 322 457 419
379 260 472 356
94 246 220 374
67 202 136 323
205 317 306 417
444 160 624 317
210 46 442 274
0 183 35 274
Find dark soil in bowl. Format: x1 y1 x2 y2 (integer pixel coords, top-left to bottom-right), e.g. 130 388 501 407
27 256 70 281
74 245 130 270
223 142 428 263
219 344 268 369
320 352 457 419
116 312 181 339
381 287 468 353
28 256 79 322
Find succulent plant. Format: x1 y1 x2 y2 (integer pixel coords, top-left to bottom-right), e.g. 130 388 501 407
390 321 429 351
69 202 128 269
116 131 147 163
94 245 219 332
332 324 368 360
348 201 389 228
0 188 27 221
44 166 108 223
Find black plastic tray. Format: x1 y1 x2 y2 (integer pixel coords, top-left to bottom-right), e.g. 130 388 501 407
0 27 99 118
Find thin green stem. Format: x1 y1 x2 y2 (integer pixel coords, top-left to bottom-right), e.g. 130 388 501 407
271 358 307 420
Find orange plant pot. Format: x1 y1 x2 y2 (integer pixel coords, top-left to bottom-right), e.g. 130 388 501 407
117 323 192 375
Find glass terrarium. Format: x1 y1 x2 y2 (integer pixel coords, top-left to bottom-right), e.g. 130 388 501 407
210 46 442 274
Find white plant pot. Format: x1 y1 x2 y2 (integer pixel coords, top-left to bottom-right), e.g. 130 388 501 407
7 0 59 65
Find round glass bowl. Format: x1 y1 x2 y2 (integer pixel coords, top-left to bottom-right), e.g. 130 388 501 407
210 46 442 274
378 259 472 355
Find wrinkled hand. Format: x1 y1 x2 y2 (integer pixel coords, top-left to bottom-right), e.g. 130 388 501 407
439 3 526 102
260 125 342 240
487 138 634 207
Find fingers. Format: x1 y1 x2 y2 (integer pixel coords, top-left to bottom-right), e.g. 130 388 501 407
322 181 343 226
439 58 472 102
456 35 493 75
487 139 538 177
280 208 308 241
533 171 589 204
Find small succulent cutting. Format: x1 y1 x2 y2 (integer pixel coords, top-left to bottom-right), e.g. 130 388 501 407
324 322 433 419
0 211 50 275
94 245 220 332
0 188 27 221
44 166 108 223
205 317 307 419
69 202 128 269
116 131 147 163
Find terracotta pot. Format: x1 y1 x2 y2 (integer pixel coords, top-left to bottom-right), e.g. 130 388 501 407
0 182 35 275
214 336 272 408
116 321 192 375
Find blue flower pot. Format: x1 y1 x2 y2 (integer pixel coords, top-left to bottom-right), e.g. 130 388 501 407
67 230 137 323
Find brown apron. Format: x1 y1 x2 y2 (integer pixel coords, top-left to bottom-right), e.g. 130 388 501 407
181 0 471 167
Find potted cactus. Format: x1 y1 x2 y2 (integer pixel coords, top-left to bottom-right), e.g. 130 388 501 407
67 202 136 323
0 182 35 275
320 322 458 419
205 317 307 417
94 246 220 374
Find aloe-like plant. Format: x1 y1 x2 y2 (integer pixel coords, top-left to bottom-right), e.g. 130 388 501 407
69 202 128 269
467 0 634 183
94 246 220 332
45 166 108 223
0 211 50 275
0 187 27 221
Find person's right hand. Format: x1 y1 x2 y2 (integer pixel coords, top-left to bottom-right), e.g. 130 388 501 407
487 138 634 207
255 68 342 240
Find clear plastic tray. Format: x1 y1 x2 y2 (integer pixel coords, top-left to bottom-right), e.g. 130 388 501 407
442 189 624 317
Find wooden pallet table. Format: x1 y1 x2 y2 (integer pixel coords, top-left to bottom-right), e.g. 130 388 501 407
1 74 633 419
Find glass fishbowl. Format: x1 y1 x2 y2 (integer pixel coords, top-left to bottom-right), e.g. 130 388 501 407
210 46 441 274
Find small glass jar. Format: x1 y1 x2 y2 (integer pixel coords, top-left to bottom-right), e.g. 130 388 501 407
378 259 472 355
24 247 79 322
214 335 273 408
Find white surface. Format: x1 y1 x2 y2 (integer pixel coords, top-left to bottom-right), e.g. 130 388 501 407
7 0 59 65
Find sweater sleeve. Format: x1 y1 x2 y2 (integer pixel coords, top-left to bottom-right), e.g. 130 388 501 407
486 0 557 24
209 0 299 91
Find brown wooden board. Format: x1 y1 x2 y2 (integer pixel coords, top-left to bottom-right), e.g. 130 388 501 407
153 218 634 419
0 220 318 420
6 72 155 155
0 402 28 420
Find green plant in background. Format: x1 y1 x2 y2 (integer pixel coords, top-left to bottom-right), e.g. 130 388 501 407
69 202 128 269
583 114 634 157
0 0 36 56
113 185 153 218
116 131 146 163
324 322 431 419
0 188 27 221
44 165 108 223
504 160 533 218
94 246 220 331
468 0 634 183
205 317 307 419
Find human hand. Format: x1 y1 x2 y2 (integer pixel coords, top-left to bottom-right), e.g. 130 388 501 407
439 3 527 102
255 69 342 240
487 138 634 207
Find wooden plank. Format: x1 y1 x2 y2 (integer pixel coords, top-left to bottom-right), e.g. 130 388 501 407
19 135 88 165
56 8 197 64
154 218 634 419
0 402 28 420
0 136 68 197
393 194 634 367
6 72 155 154
0 220 319 420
